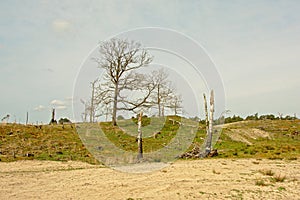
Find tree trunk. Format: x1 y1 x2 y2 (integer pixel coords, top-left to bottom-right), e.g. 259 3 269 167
208 90 214 151
158 85 161 117
90 81 96 123
137 112 143 160
203 94 209 136
202 90 214 157
112 83 119 126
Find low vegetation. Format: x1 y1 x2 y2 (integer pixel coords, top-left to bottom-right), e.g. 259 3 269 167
0 118 299 164
0 124 99 164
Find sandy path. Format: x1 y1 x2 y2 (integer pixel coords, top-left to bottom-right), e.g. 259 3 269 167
0 159 299 200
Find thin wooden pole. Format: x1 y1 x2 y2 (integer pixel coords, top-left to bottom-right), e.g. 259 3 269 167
208 90 214 151
137 112 143 160
26 111 29 125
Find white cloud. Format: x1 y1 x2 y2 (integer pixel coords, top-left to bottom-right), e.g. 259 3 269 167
52 19 71 32
56 105 67 110
50 99 66 106
34 105 46 111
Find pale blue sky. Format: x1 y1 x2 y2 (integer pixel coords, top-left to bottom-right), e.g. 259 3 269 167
1 0 299 123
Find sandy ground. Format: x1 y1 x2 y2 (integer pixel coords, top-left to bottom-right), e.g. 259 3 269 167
0 159 299 200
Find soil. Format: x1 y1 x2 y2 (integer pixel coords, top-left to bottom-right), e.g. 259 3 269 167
0 158 299 199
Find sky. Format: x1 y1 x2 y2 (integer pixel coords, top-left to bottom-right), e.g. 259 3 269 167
0 0 299 123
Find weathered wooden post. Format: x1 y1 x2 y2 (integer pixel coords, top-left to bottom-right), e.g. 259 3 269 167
203 94 209 136
52 108 55 122
49 108 57 124
137 112 143 160
203 90 215 156
207 90 214 152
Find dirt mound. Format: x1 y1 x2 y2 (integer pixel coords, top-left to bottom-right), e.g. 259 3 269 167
225 128 271 145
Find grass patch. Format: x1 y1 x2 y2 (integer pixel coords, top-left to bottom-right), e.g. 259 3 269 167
212 169 221 174
259 169 275 176
270 174 286 183
0 123 99 164
255 179 268 186
277 186 286 191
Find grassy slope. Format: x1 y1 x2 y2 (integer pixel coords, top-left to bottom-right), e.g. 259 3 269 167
0 119 299 164
0 124 99 164
215 120 300 160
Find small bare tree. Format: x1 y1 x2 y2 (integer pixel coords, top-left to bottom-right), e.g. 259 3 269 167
167 94 183 116
149 69 170 116
89 79 98 123
278 112 283 120
94 38 153 126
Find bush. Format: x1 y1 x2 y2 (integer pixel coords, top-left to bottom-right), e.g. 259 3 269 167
58 118 72 124
117 115 125 120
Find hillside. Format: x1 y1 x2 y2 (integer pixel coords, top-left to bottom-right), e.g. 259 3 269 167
0 119 299 164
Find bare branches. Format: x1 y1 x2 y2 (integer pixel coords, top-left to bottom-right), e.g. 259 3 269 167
95 38 153 84
91 38 183 124
117 72 156 112
93 38 153 125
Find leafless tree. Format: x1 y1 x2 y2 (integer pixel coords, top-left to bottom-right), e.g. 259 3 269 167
146 68 183 117
89 79 98 123
167 94 183 116
94 38 153 125
201 90 214 157
149 69 170 116
80 99 89 122
278 112 283 120
94 82 114 121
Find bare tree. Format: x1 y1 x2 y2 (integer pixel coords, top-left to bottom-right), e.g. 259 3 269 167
94 38 153 126
201 90 215 157
89 79 98 123
94 82 114 121
146 68 183 117
149 69 170 116
167 94 183 116
80 99 89 122
278 112 283 120
203 94 209 136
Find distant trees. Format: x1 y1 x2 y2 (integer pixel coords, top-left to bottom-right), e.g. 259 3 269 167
220 113 298 123
225 115 244 123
